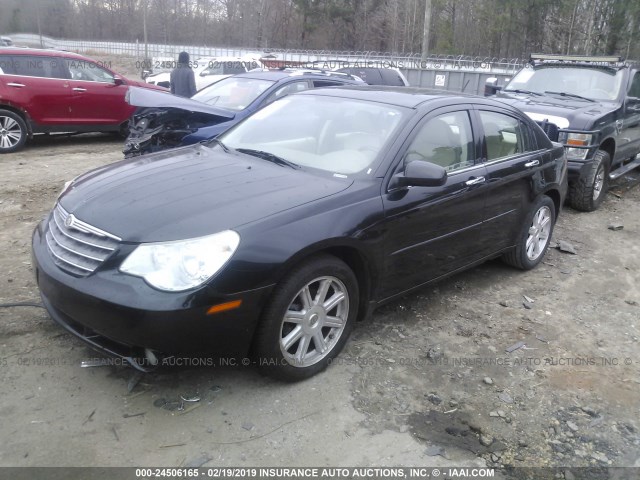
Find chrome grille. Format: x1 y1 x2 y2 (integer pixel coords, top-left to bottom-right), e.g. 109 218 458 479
45 204 121 277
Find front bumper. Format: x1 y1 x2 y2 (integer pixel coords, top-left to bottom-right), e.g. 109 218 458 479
32 221 274 369
567 155 597 182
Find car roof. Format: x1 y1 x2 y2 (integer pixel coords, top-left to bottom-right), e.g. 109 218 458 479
297 85 493 108
0 47 91 61
233 69 360 83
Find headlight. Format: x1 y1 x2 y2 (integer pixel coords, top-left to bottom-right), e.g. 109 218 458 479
120 231 240 292
558 133 592 160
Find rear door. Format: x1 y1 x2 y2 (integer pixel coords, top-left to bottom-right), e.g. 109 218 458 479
0 54 70 125
66 58 132 125
380 107 489 299
476 108 550 249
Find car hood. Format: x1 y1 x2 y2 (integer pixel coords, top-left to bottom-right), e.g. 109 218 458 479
126 86 236 120
495 92 618 130
59 144 352 243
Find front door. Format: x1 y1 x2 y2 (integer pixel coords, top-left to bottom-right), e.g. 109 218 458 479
66 59 132 125
380 108 489 300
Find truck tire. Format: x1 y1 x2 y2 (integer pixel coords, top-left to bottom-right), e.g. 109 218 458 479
569 149 610 212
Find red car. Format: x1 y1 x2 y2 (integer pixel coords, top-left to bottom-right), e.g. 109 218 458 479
0 48 167 153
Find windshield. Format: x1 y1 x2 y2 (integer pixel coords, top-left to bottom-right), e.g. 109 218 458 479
505 66 624 101
191 77 274 111
218 95 407 175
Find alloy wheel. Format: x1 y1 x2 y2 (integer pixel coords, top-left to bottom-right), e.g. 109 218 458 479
279 275 349 368
0 115 23 150
526 205 552 261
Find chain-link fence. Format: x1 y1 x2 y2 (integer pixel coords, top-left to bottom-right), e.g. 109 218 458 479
7 33 525 94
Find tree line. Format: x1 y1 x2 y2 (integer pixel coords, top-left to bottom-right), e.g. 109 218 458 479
1 0 639 60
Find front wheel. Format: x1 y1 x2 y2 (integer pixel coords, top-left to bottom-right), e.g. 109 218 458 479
503 196 556 270
569 150 610 212
0 109 27 153
253 255 359 381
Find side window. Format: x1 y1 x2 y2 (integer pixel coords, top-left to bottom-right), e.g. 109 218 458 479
264 81 310 105
222 62 248 75
479 110 525 161
312 80 344 88
66 60 115 83
405 111 475 172
628 72 640 98
9 56 66 79
0 55 16 74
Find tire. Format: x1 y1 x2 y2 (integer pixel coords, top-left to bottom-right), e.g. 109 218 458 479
503 196 556 270
569 150 610 212
110 121 129 139
253 254 359 381
0 109 27 153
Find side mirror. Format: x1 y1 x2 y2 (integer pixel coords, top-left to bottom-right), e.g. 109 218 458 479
113 76 125 86
395 161 447 188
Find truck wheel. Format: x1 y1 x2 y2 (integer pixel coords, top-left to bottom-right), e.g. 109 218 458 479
569 150 609 212
0 109 27 153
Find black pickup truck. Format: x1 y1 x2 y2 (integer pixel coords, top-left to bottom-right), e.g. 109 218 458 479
492 54 640 211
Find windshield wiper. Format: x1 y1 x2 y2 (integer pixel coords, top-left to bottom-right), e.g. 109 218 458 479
505 89 543 96
236 148 300 169
544 91 595 102
207 137 230 152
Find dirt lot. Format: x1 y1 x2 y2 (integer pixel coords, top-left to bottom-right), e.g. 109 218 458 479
1 133 639 473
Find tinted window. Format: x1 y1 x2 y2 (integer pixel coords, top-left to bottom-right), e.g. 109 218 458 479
66 60 115 83
380 69 406 86
7 55 66 79
223 63 247 75
192 77 275 111
312 80 346 88
479 111 526 160
406 111 475 172
0 55 17 74
266 80 310 103
338 68 383 85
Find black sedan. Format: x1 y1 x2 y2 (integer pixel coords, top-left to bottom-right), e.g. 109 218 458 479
32 87 568 381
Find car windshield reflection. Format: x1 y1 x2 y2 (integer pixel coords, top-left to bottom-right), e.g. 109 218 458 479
218 95 407 175
192 77 275 111
504 67 624 101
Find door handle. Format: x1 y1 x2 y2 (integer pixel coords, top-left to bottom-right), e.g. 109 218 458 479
72 87 87 92
525 159 540 168
465 176 486 186
7 82 25 87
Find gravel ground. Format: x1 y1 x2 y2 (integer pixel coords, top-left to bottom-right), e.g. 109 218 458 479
0 129 639 473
